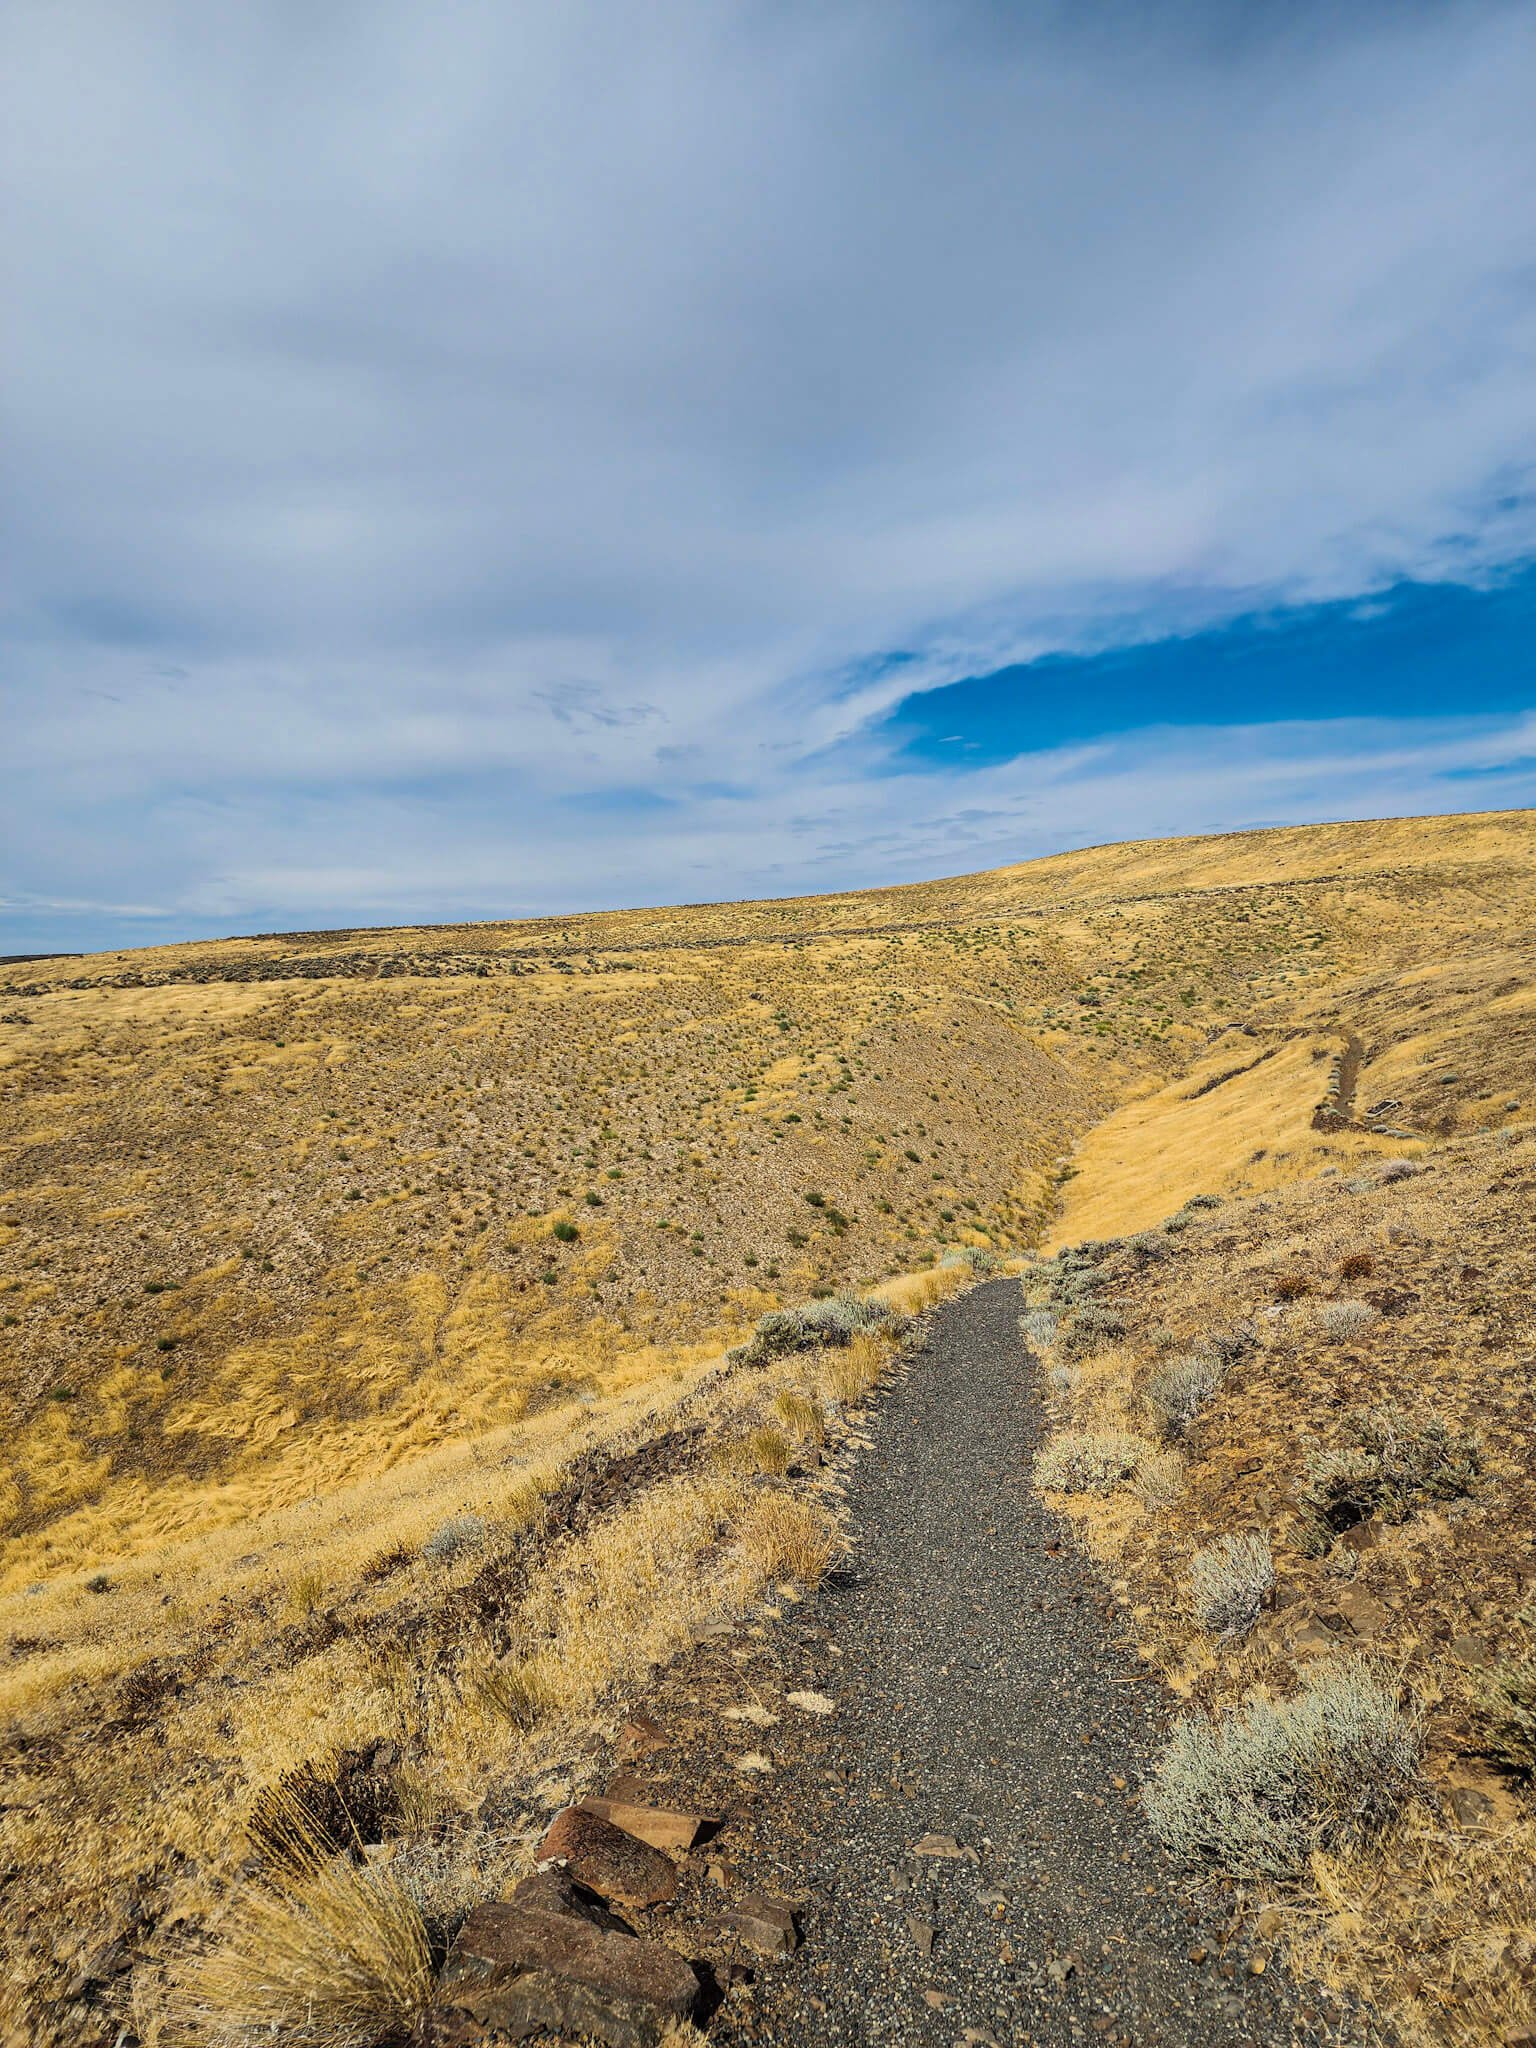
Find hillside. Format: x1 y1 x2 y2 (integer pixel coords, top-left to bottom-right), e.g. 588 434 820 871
2 806 1533 2045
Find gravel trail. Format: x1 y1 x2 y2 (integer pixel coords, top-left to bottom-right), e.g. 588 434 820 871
702 1277 1380 2047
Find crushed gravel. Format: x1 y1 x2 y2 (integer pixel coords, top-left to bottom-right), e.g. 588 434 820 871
692 1278 1385 2046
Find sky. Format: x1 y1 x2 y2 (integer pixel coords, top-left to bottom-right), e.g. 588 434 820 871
4 0 1536 955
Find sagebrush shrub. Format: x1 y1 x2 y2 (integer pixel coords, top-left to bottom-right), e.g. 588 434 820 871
422 1514 486 1564
1125 1230 1171 1266
1018 1306 1058 1350
1189 1532 1274 1639
1033 1429 1148 1494
1298 1404 1482 1544
736 1292 894 1365
1318 1298 1376 1340
1143 1662 1423 1880
1058 1304 1127 1359
1144 1353 1222 1439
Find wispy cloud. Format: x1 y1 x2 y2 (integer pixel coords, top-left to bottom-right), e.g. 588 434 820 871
4 1 1535 947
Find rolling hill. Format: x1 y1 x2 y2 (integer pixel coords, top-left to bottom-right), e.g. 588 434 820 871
2 806 1533 2044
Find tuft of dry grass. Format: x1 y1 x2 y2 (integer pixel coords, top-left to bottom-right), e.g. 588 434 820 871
772 1387 826 1444
737 1491 842 1588
177 1794 432 2047
820 1328 888 1407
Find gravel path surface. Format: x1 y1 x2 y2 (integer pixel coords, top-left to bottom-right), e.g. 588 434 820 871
699 1278 1382 2048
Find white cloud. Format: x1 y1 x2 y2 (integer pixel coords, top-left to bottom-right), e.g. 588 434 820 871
3 0 1535 943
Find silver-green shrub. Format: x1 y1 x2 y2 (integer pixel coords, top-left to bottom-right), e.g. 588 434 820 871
1298 1403 1482 1546
1019 1306 1058 1350
1144 1353 1223 1439
422 1513 487 1563
1318 1299 1376 1340
1189 1532 1274 1639
1143 1661 1422 1880
736 1291 895 1364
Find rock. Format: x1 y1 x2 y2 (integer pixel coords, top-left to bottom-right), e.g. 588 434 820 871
912 1833 977 1862
923 1988 950 2009
579 1797 711 1855
1451 1633 1493 1666
1292 1620 1342 1658
538 1807 679 1909
722 1893 800 1955
615 1714 669 1763
604 1772 648 1802
511 1868 634 1929
904 1914 936 1956
1329 1586 1393 1637
421 1874 701 2048
1446 1784 1494 1827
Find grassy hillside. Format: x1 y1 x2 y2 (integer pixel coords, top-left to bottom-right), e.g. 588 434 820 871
2 806 1533 2043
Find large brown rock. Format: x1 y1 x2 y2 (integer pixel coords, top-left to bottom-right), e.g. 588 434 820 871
538 1805 679 1908
420 1872 701 2048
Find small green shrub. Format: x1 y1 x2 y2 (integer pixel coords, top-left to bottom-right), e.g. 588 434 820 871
1144 1661 1423 1880
551 1219 579 1243
1189 1532 1273 1639
1033 1429 1148 1494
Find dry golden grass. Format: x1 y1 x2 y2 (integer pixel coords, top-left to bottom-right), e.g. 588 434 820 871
3 806 1534 2041
174 1792 432 2048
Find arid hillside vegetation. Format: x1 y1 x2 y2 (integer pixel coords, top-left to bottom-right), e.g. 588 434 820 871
1 806 1533 2045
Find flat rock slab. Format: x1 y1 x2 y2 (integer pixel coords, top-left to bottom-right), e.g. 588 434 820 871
421 1872 700 2048
580 1794 711 1855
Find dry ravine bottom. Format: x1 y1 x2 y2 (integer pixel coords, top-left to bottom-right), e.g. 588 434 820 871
4 809 1536 2047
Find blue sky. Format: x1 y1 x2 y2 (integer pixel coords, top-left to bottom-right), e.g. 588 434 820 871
878 573 1536 770
4 0 1536 955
